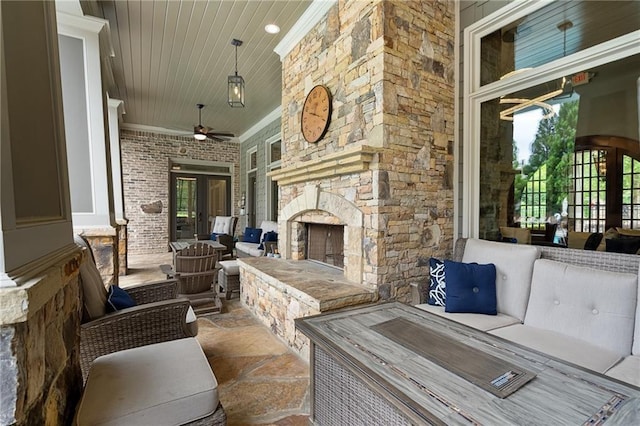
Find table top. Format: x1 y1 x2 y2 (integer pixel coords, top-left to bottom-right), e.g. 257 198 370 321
169 240 225 252
296 302 640 425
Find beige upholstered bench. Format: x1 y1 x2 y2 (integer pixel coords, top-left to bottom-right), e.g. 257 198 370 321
218 260 240 300
75 338 226 425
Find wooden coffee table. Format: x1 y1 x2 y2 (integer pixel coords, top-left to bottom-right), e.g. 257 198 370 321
296 302 640 425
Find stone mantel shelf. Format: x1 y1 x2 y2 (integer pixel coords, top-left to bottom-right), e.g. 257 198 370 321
267 145 381 186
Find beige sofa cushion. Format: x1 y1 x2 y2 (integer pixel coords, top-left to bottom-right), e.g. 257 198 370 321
79 260 107 321
414 304 520 331
76 338 218 426
462 238 540 321
490 324 622 373
605 355 640 387
525 259 637 357
499 226 531 244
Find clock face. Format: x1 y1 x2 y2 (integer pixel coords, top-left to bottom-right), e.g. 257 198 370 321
301 85 332 143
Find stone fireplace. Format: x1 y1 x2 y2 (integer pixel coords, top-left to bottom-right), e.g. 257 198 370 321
239 0 456 356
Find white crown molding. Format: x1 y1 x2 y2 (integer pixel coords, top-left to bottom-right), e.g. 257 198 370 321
239 107 282 143
274 0 337 61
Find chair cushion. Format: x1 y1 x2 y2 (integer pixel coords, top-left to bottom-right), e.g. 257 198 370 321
106 286 136 312
79 260 107 321
462 238 540 321
415 304 520 331
525 259 637 357
490 324 622 374
186 306 198 336
76 338 218 426
219 260 240 275
211 216 233 234
444 260 497 315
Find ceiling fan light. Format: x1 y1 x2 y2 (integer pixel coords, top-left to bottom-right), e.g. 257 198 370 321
228 74 245 107
194 132 207 141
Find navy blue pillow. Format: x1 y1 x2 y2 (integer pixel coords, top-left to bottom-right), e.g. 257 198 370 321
428 258 446 306
444 260 497 315
106 286 136 312
258 231 278 250
243 228 263 243
210 232 218 241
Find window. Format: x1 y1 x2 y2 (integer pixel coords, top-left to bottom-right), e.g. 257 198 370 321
266 135 281 221
463 0 640 241
569 149 606 232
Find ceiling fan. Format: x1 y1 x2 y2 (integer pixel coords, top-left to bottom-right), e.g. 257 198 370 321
193 104 234 141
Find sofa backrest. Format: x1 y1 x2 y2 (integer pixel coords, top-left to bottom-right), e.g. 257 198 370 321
525 258 637 357
259 220 278 239
210 216 237 235
460 238 540 321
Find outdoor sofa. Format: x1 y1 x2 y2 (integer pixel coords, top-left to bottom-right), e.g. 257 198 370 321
413 238 640 387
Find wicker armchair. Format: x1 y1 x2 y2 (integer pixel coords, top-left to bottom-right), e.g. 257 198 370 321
76 236 197 381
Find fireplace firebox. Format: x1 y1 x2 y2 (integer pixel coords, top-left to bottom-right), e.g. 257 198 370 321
306 223 344 268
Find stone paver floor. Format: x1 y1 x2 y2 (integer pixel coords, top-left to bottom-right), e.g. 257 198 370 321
120 252 310 425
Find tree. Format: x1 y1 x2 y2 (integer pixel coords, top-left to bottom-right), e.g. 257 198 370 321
518 100 578 216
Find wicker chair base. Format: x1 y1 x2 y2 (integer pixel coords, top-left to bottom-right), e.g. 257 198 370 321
186 402 227 426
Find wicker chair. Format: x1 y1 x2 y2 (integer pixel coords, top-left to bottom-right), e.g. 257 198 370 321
162 242 221 315
76 236 197 382
209 216 238 260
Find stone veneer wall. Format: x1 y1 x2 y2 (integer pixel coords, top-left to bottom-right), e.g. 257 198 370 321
279 0 456 301
120 129 240 254
0 250 83 425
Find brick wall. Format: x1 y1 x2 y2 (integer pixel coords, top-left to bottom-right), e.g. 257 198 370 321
120 129 240 254
280 0 456 301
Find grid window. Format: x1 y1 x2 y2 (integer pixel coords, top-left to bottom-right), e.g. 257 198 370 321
622 155 640 229
569 149 606 233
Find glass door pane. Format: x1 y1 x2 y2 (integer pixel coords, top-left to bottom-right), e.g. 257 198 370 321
205 177 230 235
175 176 197 241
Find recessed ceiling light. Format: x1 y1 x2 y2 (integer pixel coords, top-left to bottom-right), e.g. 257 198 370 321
265 24 280 34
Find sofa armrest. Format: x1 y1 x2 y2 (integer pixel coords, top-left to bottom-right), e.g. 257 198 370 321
125 279 179 304
79 297 193 381
410 278 429 305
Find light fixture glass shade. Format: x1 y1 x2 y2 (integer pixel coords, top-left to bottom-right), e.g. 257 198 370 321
228 74 245 107
194 133 207 140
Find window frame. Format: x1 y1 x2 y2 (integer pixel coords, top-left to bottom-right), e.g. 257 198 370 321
462 0 640 238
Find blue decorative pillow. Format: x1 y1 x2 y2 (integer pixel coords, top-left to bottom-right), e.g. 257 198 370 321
444 260 497 315
428 258 446 306
106 286 136 312
243 228 263 243
258 231 278 250
210 232 218 241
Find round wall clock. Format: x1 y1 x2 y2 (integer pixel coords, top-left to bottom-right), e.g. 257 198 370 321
301 85 332 143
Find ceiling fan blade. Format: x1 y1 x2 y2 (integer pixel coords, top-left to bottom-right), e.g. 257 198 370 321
208 131 234 138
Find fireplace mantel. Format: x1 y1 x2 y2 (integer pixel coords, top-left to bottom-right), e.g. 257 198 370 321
268 145 381 185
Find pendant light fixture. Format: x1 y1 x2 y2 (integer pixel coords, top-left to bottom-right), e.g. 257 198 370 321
228 39 245 108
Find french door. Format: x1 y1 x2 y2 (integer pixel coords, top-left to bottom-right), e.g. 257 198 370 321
171 173 231 241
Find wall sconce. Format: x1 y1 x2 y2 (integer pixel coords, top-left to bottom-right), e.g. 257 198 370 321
228 39 245 108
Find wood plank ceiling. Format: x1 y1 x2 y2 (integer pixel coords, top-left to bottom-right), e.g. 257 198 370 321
86 0 311 138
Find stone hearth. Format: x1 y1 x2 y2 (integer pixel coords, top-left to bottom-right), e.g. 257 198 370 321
238 257 377 358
